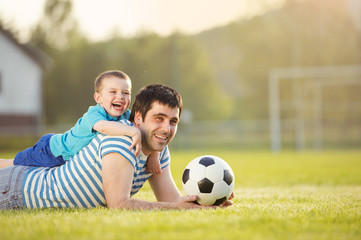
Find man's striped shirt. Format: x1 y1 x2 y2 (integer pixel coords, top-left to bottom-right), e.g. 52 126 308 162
22 122 170 208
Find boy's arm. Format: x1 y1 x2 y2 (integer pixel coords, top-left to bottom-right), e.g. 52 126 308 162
93 120 141 156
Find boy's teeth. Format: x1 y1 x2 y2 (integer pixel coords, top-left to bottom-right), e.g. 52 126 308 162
113 103 122 108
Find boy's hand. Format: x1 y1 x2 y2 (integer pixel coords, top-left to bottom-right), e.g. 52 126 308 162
146 163 162 175
129 127 142 157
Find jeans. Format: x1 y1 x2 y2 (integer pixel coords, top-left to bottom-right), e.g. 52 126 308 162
0 165 31 210
14 133 65 167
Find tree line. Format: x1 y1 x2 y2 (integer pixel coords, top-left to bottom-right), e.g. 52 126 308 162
2 0 360 125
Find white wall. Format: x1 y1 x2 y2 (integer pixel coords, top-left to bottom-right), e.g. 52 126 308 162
0 33 43 115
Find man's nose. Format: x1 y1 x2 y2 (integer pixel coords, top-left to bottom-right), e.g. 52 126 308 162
160 122 171 133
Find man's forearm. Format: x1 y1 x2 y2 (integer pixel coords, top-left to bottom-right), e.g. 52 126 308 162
107 197 177 210
107 195 201 210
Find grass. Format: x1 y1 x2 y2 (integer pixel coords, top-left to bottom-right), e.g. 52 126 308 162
1 150 361 240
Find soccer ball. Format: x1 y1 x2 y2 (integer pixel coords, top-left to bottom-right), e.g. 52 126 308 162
182 155 235 206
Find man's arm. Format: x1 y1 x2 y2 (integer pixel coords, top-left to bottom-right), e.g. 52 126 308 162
102 152 203 210
148 165 183 202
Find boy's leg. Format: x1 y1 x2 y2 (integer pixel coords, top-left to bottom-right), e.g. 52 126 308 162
14 134 65 167
0 159 14 169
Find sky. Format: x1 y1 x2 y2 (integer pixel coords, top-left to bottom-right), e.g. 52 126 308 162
0 0 285 41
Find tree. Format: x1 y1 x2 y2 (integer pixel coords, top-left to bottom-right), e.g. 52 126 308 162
31 0 81 50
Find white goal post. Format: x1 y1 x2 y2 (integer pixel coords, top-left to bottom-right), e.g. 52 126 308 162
268 65 361 152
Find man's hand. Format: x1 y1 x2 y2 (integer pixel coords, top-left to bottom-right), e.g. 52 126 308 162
176 194 234 209
175 195 217 209
220 192 234 207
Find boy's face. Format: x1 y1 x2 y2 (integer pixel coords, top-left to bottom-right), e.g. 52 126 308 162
94 76 131 118
133 101 179 155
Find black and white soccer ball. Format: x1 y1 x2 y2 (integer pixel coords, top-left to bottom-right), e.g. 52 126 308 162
182 155 235 206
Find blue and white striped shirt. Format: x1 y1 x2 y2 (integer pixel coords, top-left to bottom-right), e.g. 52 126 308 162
22 121 170 208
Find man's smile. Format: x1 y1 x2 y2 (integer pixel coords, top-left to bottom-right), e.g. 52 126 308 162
154 134 168 142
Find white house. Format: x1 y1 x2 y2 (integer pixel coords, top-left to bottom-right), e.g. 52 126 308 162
0 26 50 135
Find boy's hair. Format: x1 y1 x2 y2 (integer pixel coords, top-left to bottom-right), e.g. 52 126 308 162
94 70 131 92
129 84 183 122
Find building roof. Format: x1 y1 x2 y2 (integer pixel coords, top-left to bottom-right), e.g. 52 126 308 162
0 25 52 70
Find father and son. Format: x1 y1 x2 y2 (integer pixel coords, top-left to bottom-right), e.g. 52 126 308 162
0 70 233 210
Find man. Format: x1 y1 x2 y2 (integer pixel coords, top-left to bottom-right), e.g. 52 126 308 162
0 84 233 210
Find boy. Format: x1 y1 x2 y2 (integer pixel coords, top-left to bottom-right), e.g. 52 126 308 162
1 70 161 174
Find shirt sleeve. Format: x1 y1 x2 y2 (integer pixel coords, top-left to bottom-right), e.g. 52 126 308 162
99 135 137 168
81 105 110 132
120 109 131 120
159 146 170 169
118 119 133 126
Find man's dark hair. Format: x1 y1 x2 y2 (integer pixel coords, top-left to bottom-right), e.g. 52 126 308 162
129 84 183 122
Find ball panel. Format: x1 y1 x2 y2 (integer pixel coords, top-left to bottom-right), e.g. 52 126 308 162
183 179 200 196
189 164 206 182
213 197 227 206
199 156 215 167
223 169 234 185
197 193 217 206
210 181 229 198
198 178 214 193
182 168 190 184
205 164 224 182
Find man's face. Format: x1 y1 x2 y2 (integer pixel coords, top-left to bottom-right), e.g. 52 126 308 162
134 101 180 155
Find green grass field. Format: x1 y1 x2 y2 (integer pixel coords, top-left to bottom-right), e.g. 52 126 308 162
1 150 361 240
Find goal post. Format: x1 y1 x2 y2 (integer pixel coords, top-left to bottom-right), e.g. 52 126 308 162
268 65 361 152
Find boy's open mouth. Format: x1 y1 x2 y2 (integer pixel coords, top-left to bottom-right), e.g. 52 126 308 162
112 102 124 111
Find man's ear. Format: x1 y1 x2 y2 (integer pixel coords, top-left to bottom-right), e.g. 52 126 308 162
133 111 142 127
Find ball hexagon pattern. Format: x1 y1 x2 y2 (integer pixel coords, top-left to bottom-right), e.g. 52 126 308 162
182 155 235 206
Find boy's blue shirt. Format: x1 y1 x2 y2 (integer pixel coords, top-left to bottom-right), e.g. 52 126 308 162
49 104 131 160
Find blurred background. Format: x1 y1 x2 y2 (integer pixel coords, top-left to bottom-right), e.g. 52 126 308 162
0 0 360 152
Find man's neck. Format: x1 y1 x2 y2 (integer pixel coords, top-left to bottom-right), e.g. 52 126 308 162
140 149 152 157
